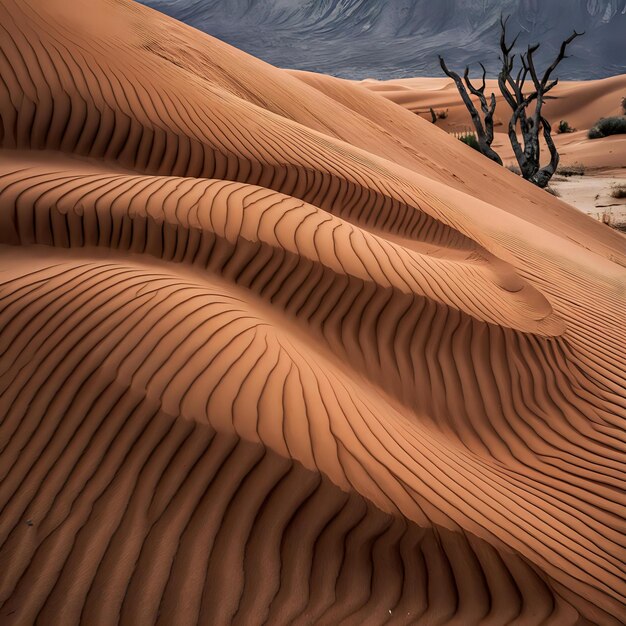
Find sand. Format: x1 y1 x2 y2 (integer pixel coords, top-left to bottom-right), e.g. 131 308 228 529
360 75 626 171
549 175 626 229
0 0 624 624
359 73 626 230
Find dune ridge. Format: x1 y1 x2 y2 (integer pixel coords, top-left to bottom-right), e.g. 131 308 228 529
0 0 624 624
357 74 626 171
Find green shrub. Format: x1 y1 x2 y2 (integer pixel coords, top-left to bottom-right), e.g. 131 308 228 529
588 116 626 139
558 120 574 133
458 131 480 151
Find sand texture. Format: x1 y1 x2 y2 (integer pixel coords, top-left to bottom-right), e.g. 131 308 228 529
359 75 626 171
0 1 625 624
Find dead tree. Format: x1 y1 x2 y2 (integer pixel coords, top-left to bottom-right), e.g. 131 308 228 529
439 17 583 188
498 15 584 187
438 56 502 165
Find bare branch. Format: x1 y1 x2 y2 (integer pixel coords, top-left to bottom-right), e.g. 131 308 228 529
541 30 584 88
499 14 520 56
532 117 560 188
495 15 584 186
440 15 583 186
464 67 485 97
439 55 502 165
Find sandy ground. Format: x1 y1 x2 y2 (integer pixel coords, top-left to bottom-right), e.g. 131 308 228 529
0 0 624 624
360 75 626 134
360 75 626 228
550 173 626 229
361 76 626 169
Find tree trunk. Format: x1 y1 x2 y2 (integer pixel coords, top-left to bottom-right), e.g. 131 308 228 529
497 16 583 188
531 117 560 188
439 57 502 165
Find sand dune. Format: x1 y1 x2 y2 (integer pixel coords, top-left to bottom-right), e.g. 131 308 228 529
360 75 626 170
360 76 626 131
0 0 625 624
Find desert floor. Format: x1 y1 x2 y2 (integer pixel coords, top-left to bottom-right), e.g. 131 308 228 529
359 75 626 226
0 0 624 624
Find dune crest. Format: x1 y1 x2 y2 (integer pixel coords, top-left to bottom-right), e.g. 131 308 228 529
0 0 624 624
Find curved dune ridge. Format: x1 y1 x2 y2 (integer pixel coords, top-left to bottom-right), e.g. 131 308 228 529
0 0 625 624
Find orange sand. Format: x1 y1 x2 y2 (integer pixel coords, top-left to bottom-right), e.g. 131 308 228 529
359 75 626 170
0 1 624 624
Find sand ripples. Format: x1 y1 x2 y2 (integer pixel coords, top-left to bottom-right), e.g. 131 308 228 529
0 0 624 624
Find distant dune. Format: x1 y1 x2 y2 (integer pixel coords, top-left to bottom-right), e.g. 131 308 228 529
0 0 625 625
359 74 626 170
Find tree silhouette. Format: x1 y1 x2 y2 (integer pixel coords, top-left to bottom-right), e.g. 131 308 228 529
440 16 584 188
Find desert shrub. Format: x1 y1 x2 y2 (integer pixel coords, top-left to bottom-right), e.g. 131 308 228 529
588 126 604 139
557 164 585 177
588 116 626 139
610 186 626 199
557 120 574 133
429 108 449 123
457 131 480 151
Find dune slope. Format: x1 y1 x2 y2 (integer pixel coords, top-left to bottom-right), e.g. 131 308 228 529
358 74 626 170
0 0 624 624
